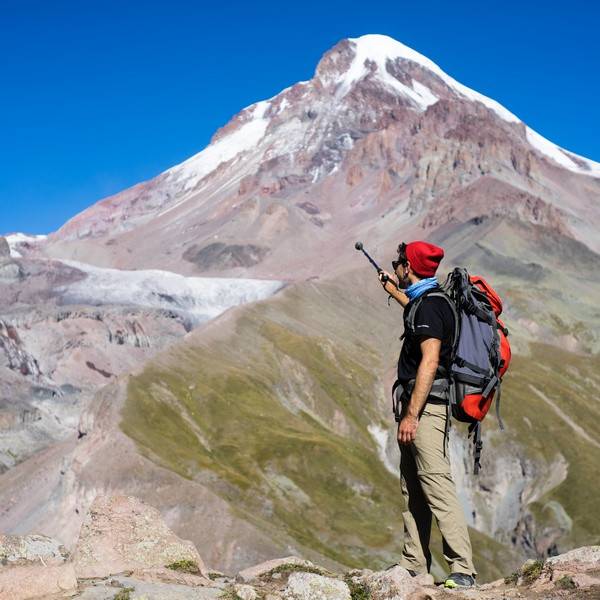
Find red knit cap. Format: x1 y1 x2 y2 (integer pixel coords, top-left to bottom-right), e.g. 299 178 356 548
405 241 444 277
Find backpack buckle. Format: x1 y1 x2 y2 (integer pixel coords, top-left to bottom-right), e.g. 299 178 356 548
482 376 499 398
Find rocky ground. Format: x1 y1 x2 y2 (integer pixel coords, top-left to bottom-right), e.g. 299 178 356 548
1 494 598 600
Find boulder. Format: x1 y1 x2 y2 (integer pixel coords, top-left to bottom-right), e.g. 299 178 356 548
72 493 208 579
0 563 77 600
283 572 351 600
363 565 435 600
0 533 76 600
233 582 258 600
0 532 69 566
531 545 600 592
546 545 600 574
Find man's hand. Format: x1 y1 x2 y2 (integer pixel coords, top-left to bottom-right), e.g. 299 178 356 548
378 271 409 307
398 414 419 444
378 270 397 288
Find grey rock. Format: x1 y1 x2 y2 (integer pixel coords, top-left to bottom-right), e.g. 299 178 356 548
0 237 21 280
363 565 430 600
0 262 20 280
283 572 350 600
0 533 70 566
75 575 224 599
0 237 10 259
234 582 258 600
30 386 56 399
0 534 75 600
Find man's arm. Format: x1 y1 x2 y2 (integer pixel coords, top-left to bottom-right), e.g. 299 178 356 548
397 335 440 444
378 270 409 307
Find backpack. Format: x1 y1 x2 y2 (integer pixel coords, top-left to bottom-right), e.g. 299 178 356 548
398 267 511 474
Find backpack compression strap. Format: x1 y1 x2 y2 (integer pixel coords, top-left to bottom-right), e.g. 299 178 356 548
467 421 483 475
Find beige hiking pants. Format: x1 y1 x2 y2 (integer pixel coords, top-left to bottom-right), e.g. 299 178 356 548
399 402 476 576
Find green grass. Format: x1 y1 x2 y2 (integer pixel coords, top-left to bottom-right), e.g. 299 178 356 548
505 559 546 584
555 576 576 590
165 559 203 575
219 590 244 600
112 588 135 600
344 576 372 600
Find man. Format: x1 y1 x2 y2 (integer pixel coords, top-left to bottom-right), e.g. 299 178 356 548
378 241 476 588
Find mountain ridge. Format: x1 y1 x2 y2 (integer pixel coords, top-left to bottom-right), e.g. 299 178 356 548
13 35 597 272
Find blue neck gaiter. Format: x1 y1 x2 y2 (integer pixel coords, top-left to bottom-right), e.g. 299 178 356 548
404 276 438 302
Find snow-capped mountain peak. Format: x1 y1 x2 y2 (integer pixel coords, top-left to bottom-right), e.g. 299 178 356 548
35 33 600 266
326 35 600 176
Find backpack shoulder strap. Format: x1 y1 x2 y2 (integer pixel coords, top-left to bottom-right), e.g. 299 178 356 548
403 287 460 338
403 289 460 376
404 289 445 335
413 288 459 349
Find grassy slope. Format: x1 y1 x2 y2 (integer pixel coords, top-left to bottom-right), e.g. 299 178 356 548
503 345 600 548
122 276 405 569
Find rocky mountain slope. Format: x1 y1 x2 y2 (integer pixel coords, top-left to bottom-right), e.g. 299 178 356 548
1 34 599 583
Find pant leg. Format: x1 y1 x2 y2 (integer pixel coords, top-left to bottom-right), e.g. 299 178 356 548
410 403 476 575
399 440 432 573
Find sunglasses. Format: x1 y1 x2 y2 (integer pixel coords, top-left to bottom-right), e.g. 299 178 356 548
392 260 405 271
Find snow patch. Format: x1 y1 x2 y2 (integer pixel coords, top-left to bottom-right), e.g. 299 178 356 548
277 98 290 113
169 108 269 191
526 127 600 177
4 233 48 258
335 38 435 109
252 100 269 119
410 80 439 107
368 423 398 476
55 260 285 328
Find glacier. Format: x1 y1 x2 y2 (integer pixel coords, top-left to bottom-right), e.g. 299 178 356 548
55 260 285 329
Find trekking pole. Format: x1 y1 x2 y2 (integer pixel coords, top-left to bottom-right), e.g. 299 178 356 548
354 241 395 286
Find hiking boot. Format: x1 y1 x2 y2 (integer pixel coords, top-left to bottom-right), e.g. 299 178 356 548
444 573 475 588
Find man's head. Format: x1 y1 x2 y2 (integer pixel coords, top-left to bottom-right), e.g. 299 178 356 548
394 241 444 281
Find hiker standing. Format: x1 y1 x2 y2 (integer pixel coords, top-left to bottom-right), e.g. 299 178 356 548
378 241 476 588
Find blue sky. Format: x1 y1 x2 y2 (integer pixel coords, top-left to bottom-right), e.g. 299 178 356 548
2 0 599 235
